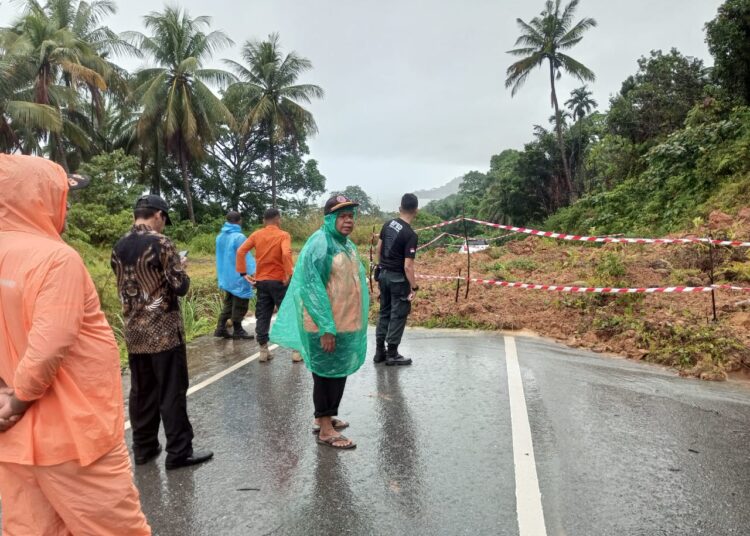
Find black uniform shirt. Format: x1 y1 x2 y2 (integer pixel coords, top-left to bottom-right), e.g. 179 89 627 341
378 218 418 273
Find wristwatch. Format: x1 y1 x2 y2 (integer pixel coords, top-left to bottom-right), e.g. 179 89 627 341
240 273 246 277
411 286 419 291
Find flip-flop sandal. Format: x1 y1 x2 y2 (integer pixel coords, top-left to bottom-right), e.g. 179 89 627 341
316 434 356 450
312 418 349 434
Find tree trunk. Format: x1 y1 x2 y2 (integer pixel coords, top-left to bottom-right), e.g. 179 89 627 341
150 140 161 195
51 132 69 172
549 60 573 201
269 136 277 209
179 146 196 223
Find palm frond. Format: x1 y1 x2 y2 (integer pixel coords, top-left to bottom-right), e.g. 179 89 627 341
557 53 596 82
196 68 237 89
6 100 62 132
505 52 545 95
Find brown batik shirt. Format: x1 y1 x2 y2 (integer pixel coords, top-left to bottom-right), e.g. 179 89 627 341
111 224 190 354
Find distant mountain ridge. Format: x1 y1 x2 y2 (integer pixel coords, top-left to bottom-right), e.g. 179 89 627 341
414 175 463 201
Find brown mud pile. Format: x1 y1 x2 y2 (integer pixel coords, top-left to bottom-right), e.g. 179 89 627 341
404 210 750 381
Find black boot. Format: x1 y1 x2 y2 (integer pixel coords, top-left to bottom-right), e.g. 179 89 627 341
385 344 412 366
232 327 254 340
373 341 386 364
214 326 230 338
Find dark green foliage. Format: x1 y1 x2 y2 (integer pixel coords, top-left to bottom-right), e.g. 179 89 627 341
607 49 709 144
546 105 750 234
330 185 381 216
706 0 750 105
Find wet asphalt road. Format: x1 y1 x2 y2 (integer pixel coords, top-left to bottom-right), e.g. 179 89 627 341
127 327 750 536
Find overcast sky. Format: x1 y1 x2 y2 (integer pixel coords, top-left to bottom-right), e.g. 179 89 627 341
1 0 724 209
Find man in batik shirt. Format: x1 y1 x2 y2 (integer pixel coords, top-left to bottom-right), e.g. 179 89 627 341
112 195 212 470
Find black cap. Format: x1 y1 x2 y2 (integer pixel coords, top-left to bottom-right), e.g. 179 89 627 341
324 195 360 215
67 173 91 191
135 194 172 225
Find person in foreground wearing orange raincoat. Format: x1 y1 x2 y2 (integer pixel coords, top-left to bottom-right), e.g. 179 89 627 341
0 154 151 535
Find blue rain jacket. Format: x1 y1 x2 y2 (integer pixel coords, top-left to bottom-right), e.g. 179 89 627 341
216 222 255 299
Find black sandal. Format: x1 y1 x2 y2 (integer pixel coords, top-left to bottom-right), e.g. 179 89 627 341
316 434 356 450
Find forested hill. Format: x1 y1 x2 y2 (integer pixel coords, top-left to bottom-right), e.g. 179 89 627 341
414 176 464 203
424 0 750 239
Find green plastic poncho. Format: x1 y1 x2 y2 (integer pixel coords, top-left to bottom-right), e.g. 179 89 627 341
270 211 369 378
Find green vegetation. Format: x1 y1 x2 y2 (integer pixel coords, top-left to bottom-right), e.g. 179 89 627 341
591 311 749 377
424 1 750 243
417 315 495 331
4 0 750 378
1 0 327 223
506 0 597 195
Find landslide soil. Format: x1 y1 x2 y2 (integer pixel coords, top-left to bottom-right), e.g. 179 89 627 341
401 210 750 381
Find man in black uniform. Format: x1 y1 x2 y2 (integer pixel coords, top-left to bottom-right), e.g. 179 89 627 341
374 193 419 366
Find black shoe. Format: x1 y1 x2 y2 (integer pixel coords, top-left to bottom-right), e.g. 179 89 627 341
373 349 387 364
214 328 231 339
232 328 254 340
386 354 413 366
165 449 214 470
134 444 162 465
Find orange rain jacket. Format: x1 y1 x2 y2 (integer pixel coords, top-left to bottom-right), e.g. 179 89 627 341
236 224 294 282
0 154 124 467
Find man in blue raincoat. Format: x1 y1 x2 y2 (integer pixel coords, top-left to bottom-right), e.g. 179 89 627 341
271 195 369 450
215 211 256 339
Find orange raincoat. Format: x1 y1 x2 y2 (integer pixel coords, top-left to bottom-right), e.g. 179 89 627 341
0 155 149 534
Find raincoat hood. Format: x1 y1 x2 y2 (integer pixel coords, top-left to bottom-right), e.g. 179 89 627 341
0 154 68 239
220 222 241 235
322 208 358 245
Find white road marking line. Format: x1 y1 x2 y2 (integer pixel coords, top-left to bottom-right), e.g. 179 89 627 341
124 344 279 431
505 336 548 536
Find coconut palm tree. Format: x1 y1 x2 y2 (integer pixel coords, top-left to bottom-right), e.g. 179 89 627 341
128 6 235 222
0 53 62 153
506 0 597 199
0 4 107 166
225 33 323 208
565 85 597 121
44 0 138 131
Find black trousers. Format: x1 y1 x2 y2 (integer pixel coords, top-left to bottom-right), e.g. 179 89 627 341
312 373 347 418
255 280 288 345
128 344 194 463
375 269 412 347
217 291 250 331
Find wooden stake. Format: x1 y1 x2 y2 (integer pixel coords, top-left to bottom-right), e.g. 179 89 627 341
463 213 471 299
369 225 375 293
455 268 462 303
708 235 718 322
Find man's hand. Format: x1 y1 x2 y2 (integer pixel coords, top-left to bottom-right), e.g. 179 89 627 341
243 274 256 286
0 392 25 433
407 291 416 302
321 333 336 353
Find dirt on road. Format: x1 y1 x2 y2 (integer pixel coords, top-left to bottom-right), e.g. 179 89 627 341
403 210 750 380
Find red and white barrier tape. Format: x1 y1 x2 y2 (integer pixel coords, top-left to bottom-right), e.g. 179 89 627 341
445 232 511 242
416 232 449 251
414 218 464 232
464 217 750 247
417 274 750 294
415 216 750 247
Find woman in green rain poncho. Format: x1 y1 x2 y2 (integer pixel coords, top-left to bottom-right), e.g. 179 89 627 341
270 195 369 449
